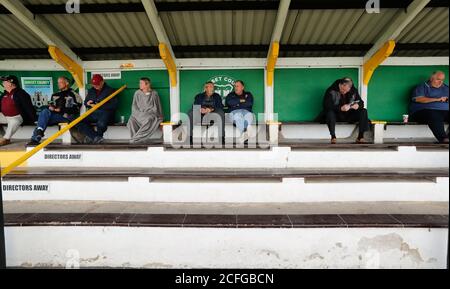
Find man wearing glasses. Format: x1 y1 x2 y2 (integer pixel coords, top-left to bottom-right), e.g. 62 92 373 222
410 71 449 144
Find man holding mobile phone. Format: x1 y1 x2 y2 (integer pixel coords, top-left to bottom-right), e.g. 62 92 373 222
76 74 117 144
410 71 449 144
318 77 370 144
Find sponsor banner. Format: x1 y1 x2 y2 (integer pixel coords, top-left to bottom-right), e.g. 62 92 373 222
21 77 54 113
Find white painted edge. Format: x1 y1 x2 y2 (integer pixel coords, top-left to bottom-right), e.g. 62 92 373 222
1 57 448 72
381 57 450 66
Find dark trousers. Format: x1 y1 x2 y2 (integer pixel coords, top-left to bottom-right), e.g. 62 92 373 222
31 108 73 142
410 109 449 143
326 108 370 138
188 108 225 139
76 110 113 140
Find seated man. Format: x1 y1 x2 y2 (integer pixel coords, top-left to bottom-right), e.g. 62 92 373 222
409 71 449 144
77 74 117 144
28 76 82 145
188 81 225 142
225 80 254 143
127 77 164 144
319 77 370 144
0 75 36 146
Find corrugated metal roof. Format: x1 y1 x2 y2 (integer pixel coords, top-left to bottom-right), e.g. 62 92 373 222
0 15 46 48
281 9 400 45
0 0 448 59
43 12 158 48
398 7 449 43
160 10 277 46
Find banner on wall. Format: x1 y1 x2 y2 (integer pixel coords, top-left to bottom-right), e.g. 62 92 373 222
21 77 54 112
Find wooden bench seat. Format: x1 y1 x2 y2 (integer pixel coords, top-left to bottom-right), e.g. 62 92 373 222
40 142 449 151
4 167 448 180
4 213 447 229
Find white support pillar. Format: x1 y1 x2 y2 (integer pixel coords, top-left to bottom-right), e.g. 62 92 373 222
264 69 275 122
264 0 291 123
359 66 368 107
170 70 180 123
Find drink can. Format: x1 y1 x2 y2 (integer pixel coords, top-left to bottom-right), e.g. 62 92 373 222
402 114 409 123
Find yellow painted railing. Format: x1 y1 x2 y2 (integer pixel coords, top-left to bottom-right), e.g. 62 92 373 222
48 46 84 89
266 42 280 87
159 43 177 87
0 85 127 177
363 40 396 85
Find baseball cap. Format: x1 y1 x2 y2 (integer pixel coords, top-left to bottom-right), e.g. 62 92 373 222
91 74 104 86
1 75 20 86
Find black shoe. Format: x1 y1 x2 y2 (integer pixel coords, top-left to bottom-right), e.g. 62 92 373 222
93 136 105 144
83 136 94 144
36 129 45 139
27 139 40 146
32 128 45 143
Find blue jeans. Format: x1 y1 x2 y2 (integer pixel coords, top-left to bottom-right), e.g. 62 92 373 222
76 110 113 140
32 108 71 141
229 109 254 133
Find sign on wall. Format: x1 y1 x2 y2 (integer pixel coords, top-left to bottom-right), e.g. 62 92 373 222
97 71 122 80
21 77 54 112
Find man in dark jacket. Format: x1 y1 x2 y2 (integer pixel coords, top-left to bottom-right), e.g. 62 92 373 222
28 76 83 145
0 75 36 146
76 74 117 144
225 80 254 143
319 77 370 144
188 81 225 141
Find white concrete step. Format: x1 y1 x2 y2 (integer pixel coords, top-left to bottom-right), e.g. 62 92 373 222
2 168 448 203
4 213 448 269
6 144 448 169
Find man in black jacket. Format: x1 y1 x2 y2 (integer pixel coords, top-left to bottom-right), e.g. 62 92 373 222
76 74 117 144
319 78 370 144
0 75 36 146
28 76 82 145
188 81 225 141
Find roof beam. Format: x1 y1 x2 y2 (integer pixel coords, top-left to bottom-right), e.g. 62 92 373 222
0 1 448 14
0 0 84 88
0 0 80 63
1 43 448 59
364 0 432 62
141 0 174 56
267 0 290 85
140 0 177 81
141 0 179 122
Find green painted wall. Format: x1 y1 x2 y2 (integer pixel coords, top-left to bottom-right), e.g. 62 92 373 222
368 65 449 121
87 70 170 122
274 68 359 122
4 65 449 123
180 69 265 119
1 70 171 122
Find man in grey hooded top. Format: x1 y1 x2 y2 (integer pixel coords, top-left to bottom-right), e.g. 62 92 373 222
127 77 163 144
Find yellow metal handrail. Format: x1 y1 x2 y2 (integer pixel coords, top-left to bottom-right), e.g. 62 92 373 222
1 85 127 177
